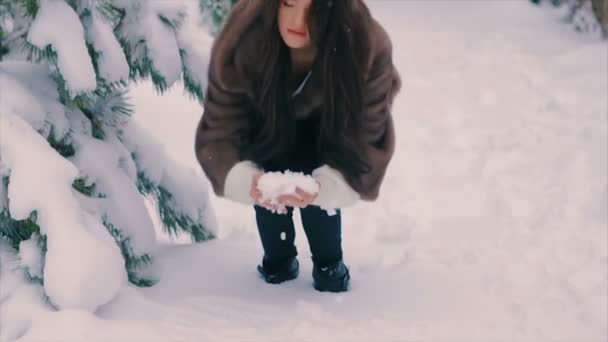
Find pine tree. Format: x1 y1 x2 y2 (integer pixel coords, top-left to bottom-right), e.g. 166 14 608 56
531 0 607 37
0 0 222 314
199 0 238 36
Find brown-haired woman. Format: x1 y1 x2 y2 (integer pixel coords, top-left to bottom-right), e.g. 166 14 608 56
195 0 401 292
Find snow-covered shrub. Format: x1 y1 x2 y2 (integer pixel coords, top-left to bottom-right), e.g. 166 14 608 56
532 0 607 37
0 0 220 312
199 0 238 36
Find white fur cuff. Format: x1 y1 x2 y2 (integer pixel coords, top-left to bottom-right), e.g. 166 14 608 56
312 165 360 210
224 161 261 205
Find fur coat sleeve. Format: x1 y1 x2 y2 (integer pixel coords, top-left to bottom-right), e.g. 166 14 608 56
351 20 401 201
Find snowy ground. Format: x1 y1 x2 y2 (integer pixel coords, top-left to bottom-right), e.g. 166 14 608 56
14 1 607 341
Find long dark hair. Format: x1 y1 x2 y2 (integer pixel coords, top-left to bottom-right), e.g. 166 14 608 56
244 0 372 185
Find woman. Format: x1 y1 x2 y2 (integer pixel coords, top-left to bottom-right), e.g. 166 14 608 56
195 0 401 292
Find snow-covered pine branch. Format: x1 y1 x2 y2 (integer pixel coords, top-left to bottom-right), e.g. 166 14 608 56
199 0 237 36
0 0 222 318
113 0 213 100
531 0 607 37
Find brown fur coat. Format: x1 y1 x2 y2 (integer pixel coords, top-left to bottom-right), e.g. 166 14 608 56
195 0 401 204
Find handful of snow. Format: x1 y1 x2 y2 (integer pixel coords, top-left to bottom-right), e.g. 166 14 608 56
257 171 319 214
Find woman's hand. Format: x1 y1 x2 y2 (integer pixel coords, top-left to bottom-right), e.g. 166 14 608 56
250 173 270 207
278 186 318 208
250 173 286 213
250 173 318 210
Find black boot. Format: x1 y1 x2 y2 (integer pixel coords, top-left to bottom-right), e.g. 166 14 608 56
257 256 299 284
312 260 350 292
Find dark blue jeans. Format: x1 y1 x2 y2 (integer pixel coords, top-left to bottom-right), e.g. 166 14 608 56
254 205 343 269
253 116 344 269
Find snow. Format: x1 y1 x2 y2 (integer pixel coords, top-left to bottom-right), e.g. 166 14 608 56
149 2 187 26
257 171 320 214
154 163 218 238
115 0 183 88
139 5 183 88
0 240 52 342
176 1 214 95
83 7 129 83
4 0 607 341
118 1 606 339
0 61 67 135
1 11 14 33
112 0 211 94
27 0 97 95
0 239 24 304
0 284 51 341
0 67 46 129
0 112 127 311
0 173 6 210
119 120 218 239
17 308 167 342
563 0 605 38
18 235 43 280
71 133 157 256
